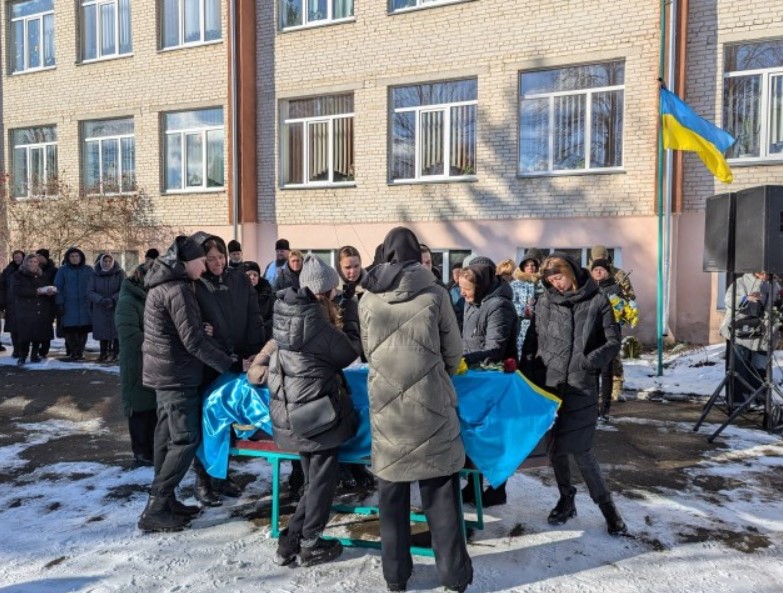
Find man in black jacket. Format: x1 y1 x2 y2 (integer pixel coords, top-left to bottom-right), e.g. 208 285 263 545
138 235 234 533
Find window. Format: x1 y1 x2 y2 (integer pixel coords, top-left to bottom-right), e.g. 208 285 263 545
390 78 477 182
302 249 337 267
10 0 55 73
81 0 132 61
10 126 57 198
161 0 220 49
280 0 353 29
281 94 354 187
164 108 224 191
723 39 783 161
390 0 466 12
83 118 136 194
516 247 620 268
432 249 472 283
519 61 625 174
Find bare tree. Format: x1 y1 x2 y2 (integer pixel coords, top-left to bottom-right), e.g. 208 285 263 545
0 176 180 264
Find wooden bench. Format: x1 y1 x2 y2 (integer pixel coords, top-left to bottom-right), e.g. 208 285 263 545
230 432 550 557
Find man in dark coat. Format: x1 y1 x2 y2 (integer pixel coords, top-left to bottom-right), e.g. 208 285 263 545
522 253 626 535
138 235 233 533
116 265 157 466
34 249 58 358
227 239 243 270
87 254 126 362
0 250 25 355
9 254 55 366
54 247 93 361
241 261 274 340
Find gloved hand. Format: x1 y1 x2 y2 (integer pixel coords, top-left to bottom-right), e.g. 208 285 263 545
101 298 114 309
455 358 469 375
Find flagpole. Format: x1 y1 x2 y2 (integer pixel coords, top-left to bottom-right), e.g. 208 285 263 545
656 0 668 377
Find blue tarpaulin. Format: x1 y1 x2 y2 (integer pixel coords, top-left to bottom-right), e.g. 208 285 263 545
198 366 560 488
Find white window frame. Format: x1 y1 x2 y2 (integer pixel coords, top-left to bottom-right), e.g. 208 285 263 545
161 0 221 50
391 84 478 183
281 100 355 188
10 1 55 74
302 249 337 267
432 248 472 283
81 0 132 62
518 67 625 176
11 128 58 199
164 110 224 193
390 0 467 14
279 0 354 31
83 120 136 195
724 65 783 164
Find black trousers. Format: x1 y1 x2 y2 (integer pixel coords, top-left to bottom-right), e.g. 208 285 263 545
151 388 200 498
129 409 157 460
377 474 473 589
730 343 766 405
598 361 613 415
17 342 43 360
100 339 120 356
550 449 611 505
285 448 340 542
63 327 89 357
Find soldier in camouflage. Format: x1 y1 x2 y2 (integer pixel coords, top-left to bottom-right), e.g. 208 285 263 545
590 245 635 402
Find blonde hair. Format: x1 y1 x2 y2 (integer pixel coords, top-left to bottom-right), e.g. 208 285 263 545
289 249 304 262
459 268 477 285
540 256 577 291
495 259 516 279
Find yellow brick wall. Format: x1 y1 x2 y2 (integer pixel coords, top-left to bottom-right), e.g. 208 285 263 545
1 0 231 227
258 0 663 225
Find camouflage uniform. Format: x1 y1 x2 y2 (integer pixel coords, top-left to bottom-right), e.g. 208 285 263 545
590 246 635 401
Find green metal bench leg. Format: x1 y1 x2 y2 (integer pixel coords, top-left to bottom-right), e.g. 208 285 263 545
271 457 281 538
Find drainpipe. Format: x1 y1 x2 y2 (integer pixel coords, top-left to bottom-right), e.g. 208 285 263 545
229 0 239 241
656 0 668 376
663 0 677 335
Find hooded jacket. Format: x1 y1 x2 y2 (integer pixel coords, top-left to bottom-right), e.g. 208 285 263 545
192 235 265 367
116 270 156 414
360 260 465 482
142 239 233 390
522 253 620 454
86 257 126 340
461 265 518 365
54 248 92 328
267 287 359 452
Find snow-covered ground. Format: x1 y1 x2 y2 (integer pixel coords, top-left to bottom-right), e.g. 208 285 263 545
1 342 782 593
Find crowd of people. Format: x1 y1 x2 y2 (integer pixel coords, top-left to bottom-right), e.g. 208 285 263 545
0 232 638 592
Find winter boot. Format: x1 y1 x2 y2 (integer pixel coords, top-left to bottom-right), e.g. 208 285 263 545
386 582 407 592
547 487 577 525
274 528 301 566
445 570 473 592
297 537 343 567
167 496 201 518
599 501 627 536
194 466 222 507
481 481 507 508
212 476 242 498
98 340 108 363
16 356 25 367
137 495 190 532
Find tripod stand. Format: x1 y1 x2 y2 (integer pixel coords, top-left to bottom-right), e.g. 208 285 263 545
694 274 783 442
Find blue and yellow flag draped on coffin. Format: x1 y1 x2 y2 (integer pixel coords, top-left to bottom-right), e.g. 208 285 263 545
198 366 561 489
660 88 736 183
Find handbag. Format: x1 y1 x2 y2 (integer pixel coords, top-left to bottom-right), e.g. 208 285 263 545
277 356 339 438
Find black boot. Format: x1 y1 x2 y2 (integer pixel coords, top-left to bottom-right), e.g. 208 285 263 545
138 495 190 532
274 528 301 566
547 487 577 525
297 537 342 567
481 481 507 507
599 501 627 536
212 476 242 498
167 496 201 518
194 466 222 507
462 473 483 505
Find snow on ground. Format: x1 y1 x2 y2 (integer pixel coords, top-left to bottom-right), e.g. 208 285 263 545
0 337 119 375
1 340 783 592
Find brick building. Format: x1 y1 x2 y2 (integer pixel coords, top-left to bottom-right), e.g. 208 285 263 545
2 1 783 344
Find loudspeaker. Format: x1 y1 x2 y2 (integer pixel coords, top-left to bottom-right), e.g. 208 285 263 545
734 185 783 274
703 192 736 272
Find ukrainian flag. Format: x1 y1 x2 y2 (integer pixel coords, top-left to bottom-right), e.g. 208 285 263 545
660 88 736 183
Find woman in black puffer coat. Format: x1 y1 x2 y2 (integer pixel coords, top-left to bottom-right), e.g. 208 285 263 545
9 254 55 366
268 255 360 568
522 253 626 536
459 261 518 508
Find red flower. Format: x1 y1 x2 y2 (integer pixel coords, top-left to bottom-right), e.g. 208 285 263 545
503 358 517 373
